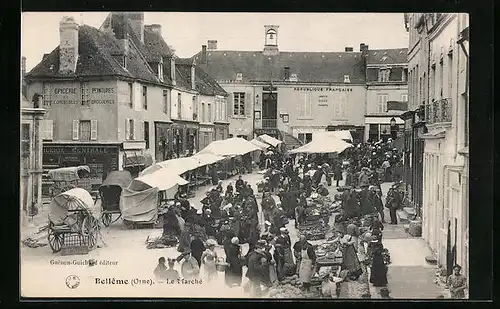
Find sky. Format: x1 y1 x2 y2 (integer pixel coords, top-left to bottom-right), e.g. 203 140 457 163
21 12 408 72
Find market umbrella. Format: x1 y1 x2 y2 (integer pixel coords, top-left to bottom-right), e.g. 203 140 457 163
258 134 283 147
198 137 261 156
140 157 201 176
250 138 270 150
289 135 353 154
130 169 189 191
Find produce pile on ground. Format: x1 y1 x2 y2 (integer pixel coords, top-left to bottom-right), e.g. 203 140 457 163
146 235 178 249
268 275 324 298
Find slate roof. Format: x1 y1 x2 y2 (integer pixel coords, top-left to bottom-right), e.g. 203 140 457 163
26 25 160 84
177 58 227 96
193 50 366 84
366 48 408 65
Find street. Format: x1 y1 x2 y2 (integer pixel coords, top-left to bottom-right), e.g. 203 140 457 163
21 171 443 298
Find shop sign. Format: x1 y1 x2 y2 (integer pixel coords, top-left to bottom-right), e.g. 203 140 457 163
294 87 353 92
43 146 117 155
199 127 214 133
46 86 116 105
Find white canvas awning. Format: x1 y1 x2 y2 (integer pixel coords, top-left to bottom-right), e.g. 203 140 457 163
198 137 261 156
290 135 353 154
250 138 270 150
140 157 201 176
190 153 225 166
313 130 353 142
131 170 189 191
258 134 283 147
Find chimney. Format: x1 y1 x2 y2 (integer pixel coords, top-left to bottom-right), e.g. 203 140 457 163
124 12 144 43
207 40 217 51
21 56 26 78
201 45 207 64
345 47 353 52
59 16 79 75
145 24 162 35
284 67 290 80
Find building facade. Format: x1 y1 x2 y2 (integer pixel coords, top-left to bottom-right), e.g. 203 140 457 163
21 94 46 220
26 13 227 185
193 26 369 144
405 13 469 283
364 47 408 142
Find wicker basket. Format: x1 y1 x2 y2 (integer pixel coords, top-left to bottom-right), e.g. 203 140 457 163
215 257 228 272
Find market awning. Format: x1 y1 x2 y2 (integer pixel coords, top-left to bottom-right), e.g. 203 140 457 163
140 157 201 176
289 135 353 154
198 137 261 156
190 153 226 166
130 170 189 191
100 170 133 189
365 116 404 125
123 153 153 168
258 134 283 147
313 130 353 142
250 138 270 150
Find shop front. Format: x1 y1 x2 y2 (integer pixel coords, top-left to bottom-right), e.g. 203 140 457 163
172 120 199 157
121 141 153 178
199 125 215 151
214 122 229 141
43 143 120 188
364 116 404 143
154 121 173 162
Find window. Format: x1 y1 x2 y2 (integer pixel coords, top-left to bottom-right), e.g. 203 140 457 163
158 62 164 82
298 93 312 117
144 121 149 149
290 73 298 82
125 119 135 140
215 98 221 121
207 103 212 122
233 92 245 116
305 133 312 143
298 133 305 143
439 59 444 98
192 96 198 120
377 93 389 113
21 124 30 158
42 120 54 141
177 93 182 119
430 64 436 102
128 83 134 108
81 82 90 106
42 84 51 107
142 86 148 110
163 90 169 115
448 52 453 98
236 73 243 82
203 133 209 149
378 69 390 82
79 120 91 141
201 103 206 122
221 98 227 120
343 75 350 83
402 68 408 82
401 93 408 102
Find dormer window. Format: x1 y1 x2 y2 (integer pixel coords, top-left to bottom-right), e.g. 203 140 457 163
289 73 298 82
344 75 351 83
158 60 164 82
236 73 243 82
378 68 391 82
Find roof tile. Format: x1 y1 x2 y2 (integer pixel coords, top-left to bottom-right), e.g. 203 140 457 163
366 48 408 65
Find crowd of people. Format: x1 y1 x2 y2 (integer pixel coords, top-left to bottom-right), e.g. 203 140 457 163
150 137 462 298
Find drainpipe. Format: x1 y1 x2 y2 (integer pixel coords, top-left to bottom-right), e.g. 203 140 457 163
458 28 469 150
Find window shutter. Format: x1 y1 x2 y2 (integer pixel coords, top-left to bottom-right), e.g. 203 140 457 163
72 120 79 140
131 119 135 140
228 93 234 117
45 120 54 140
90 120 98 140
245 92 252 117
125 118 130 140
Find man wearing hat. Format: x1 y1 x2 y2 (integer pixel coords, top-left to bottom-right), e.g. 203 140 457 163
385 184 402 224
245 240 270 296
261 192 276 222
358 168 370 188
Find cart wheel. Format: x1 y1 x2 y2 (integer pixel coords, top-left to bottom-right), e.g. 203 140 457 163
48 229 63 253
101 213 112 227
82 216 99 249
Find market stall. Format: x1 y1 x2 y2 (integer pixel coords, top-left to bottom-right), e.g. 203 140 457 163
289 135 353 154
258 134 283 148
198 137 261 157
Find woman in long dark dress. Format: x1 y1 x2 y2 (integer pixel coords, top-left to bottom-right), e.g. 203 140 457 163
223 237 243 287
369 244 388 287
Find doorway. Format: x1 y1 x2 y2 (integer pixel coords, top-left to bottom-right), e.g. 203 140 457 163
262 91 277 128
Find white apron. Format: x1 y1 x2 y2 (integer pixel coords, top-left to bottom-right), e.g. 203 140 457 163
299 248 314 283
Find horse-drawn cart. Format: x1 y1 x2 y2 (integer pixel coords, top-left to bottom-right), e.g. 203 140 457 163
47 166 92 199
47 188 100 254
99 171 133 227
